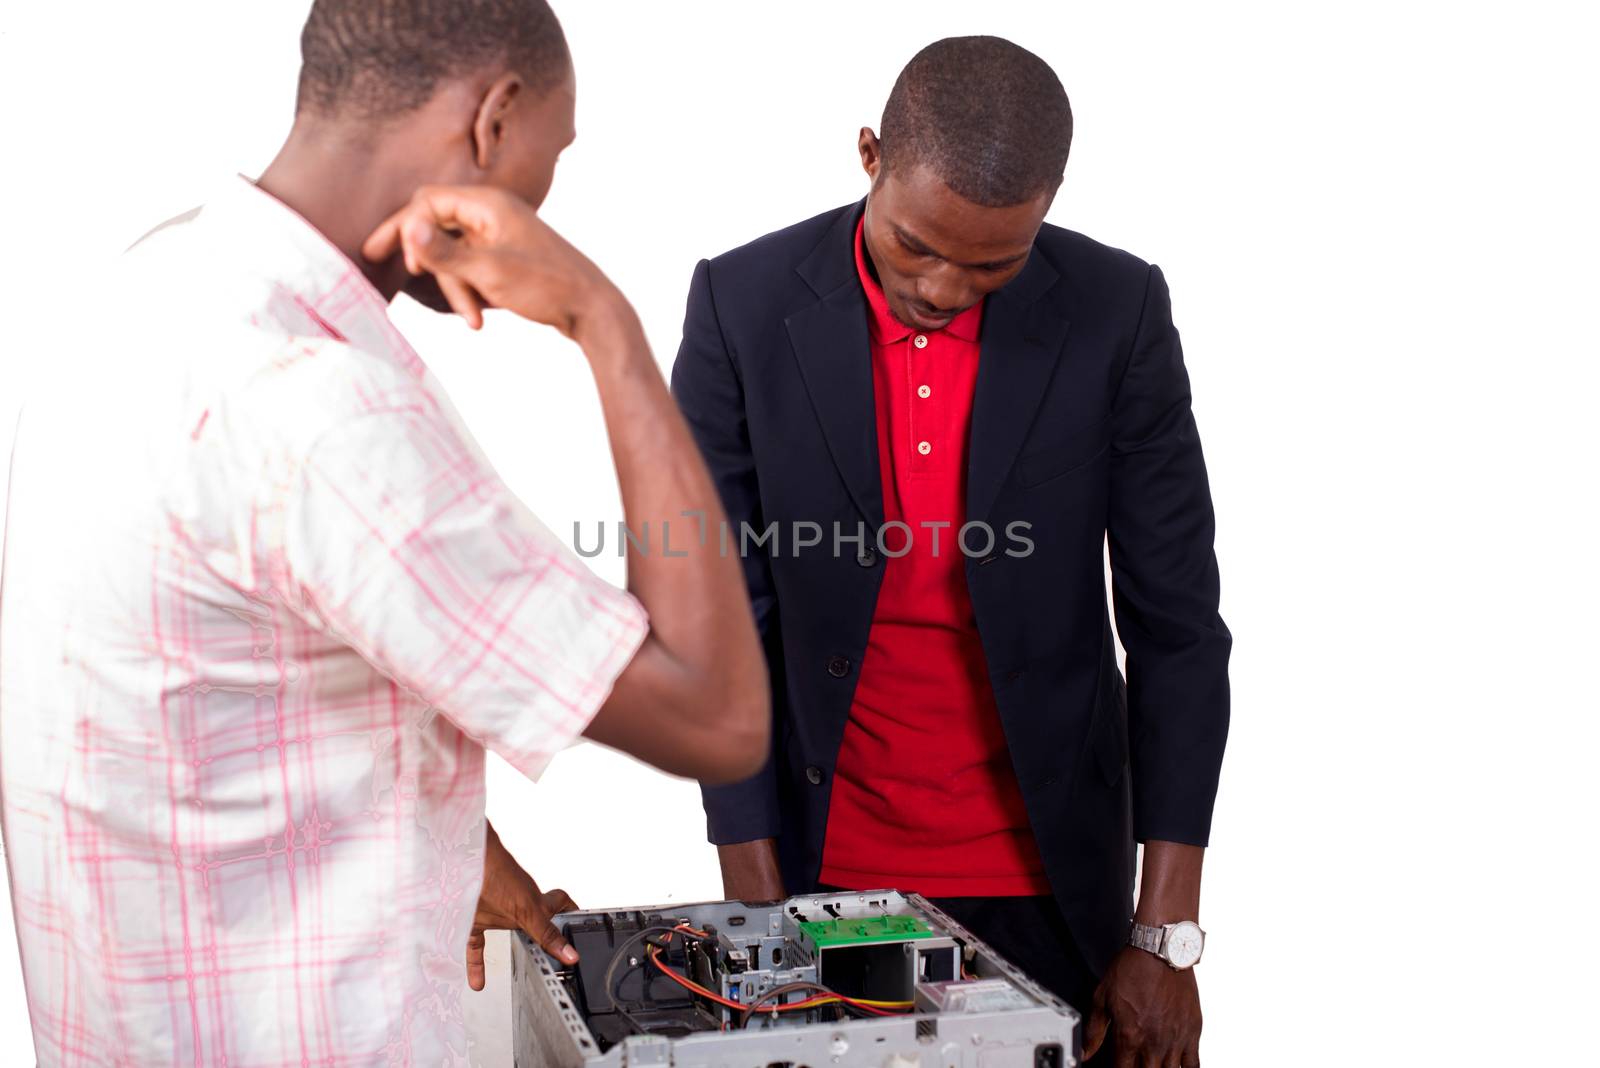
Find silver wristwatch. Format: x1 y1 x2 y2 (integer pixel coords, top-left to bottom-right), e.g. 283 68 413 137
1129 920 1206 970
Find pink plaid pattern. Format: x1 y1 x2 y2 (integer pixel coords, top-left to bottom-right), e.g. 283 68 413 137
0 176 648 1066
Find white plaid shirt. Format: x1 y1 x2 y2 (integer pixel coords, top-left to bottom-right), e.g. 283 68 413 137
0 176 648 1066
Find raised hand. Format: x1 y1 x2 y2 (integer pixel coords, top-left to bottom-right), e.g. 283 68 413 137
362 184 622 339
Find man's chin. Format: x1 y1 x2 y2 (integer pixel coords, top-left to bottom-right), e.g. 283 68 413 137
893 299 956 332
400 273 454 314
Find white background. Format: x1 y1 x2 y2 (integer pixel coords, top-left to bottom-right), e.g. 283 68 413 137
2 1 1597 1064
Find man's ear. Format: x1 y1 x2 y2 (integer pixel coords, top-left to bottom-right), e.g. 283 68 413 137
472 74 524 171
858 127 882 182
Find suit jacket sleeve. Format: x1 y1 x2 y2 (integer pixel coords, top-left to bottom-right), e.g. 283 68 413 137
670 258 784 845
1107 263 1232 846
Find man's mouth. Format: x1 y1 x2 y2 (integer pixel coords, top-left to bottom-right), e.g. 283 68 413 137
903 300 955 331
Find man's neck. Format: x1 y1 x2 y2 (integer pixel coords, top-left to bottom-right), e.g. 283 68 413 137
256 125 428 302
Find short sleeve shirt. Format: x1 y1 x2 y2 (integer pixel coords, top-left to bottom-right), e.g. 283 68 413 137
0 176 648 1066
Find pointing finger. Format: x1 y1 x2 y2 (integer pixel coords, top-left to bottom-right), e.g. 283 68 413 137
361 202 411 265
437 273 485 329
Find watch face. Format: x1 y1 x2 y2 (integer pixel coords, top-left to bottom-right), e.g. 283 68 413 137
1165 922 1204 968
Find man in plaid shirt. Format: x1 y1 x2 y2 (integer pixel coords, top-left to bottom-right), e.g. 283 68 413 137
0 1 767 1064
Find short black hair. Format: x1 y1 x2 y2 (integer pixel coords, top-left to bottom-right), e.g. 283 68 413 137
296 0 570 121
879 36 1073 207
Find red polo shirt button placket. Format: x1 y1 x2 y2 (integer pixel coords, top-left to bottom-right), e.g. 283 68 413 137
818 218 1050 899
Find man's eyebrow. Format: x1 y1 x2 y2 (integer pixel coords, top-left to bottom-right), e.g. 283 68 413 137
893 224 1030 270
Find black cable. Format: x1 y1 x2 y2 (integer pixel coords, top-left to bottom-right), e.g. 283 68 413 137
600 925 683 1035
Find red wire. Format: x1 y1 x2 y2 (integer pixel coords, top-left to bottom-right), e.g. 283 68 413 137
646 947 747 1011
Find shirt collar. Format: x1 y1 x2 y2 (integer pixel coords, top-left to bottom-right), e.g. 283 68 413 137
198 175 425 375
852 214 984 344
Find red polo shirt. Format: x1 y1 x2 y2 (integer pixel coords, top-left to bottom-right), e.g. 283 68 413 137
818 219 1050 897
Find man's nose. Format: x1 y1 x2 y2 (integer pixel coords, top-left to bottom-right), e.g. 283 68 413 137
916 264 976 314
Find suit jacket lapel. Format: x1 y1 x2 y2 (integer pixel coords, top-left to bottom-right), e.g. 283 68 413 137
785 202 885 531
783 202 1070 532
967 251 1070 524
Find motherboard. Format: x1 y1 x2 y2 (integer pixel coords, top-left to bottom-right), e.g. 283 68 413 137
510 890 1080 1068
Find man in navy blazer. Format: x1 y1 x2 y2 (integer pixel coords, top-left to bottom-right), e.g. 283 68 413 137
670 37 1229 1066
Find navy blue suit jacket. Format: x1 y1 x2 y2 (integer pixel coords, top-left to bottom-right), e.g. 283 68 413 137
669 200 1230 974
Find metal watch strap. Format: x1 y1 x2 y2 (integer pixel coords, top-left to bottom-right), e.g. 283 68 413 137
1129 921 1165 955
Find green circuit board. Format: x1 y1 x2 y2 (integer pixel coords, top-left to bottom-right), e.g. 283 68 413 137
797 915 936 948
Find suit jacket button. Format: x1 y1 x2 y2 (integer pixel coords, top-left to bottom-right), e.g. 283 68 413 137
857 548 877 568
826 656 852 678
806 766 825 785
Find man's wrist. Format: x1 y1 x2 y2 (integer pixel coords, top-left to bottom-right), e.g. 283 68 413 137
572 287 643 360
1128 919 1206 970
1132 839 1204 926
1132 899 1201 926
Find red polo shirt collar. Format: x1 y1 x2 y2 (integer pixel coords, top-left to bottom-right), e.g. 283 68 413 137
853 216 985 344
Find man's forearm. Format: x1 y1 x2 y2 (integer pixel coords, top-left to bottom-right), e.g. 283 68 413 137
576 297 765 695
1133 839 1204 924
717 838 786 901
